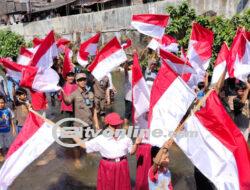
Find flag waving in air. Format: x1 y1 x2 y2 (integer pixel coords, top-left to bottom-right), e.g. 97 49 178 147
132 52 150 125
227 28 250 82
0 58 60 92
30 31 58 71
131 14 170 39
77 33 100 67
148 63 196 147
148 34 178 53
0 112 55 190
175 90 250 190
211 42 229 84
88 37 127 81
160 49 194 74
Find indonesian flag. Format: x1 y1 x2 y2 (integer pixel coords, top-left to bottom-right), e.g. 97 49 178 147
211 42 230 84
0 112 55 190
56 38 71 54
175 91 250 190
77 33 100 67
30 31 58 70
148 34 178 53
131 14 170 39
88 37 127 81
227 28 250 82
56 38 70 47
187 22 214 72
121 38 132 49
132 52 150 125
62 47 74 78
160 49 194 74
17 47 33 66
0 58 60 92
33 37 43 48
148 63 196 147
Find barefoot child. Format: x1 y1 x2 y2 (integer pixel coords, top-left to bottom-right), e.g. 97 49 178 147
0 95 16 162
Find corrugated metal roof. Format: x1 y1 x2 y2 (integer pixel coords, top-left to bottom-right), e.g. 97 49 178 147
30 0 77 13
75 0 113 6
0 1 27 15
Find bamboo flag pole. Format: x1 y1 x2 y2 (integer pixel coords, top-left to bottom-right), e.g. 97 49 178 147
153 88 214 165
29 108 57 127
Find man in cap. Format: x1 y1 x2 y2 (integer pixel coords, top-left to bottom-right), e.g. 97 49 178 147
61 72 98 168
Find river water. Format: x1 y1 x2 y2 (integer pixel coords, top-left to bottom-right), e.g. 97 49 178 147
2 71 248 190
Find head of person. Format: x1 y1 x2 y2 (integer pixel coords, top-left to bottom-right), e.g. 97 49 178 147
235 82 246 98
0 95 6 110
15 88 27 101
75 73 87 89
151 146 170 167
148 59 158 71
66 72 75 84
247 74 250 84
104 112 124 130
196 81 205 100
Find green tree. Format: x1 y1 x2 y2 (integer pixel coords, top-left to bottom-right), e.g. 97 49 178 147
165 1 250 72
0 30 25 60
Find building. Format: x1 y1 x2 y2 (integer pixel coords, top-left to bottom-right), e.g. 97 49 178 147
0 0 158 25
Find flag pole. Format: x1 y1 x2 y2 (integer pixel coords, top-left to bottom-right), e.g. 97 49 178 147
29 108 57 126
153 88 214 165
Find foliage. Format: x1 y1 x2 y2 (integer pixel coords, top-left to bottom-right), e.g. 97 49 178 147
0 30 25 60
165 1 250 72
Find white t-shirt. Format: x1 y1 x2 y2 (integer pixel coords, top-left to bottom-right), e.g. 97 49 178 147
85 134 133 159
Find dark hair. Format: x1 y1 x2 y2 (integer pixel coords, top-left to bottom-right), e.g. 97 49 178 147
197 82 205 90
16 88 27 96
66 72 75 77
247 74 250 83
0 95 6 102
151 146 160 161
235 82 247 91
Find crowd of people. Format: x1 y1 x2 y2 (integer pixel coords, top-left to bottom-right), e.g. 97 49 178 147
0 42 249 190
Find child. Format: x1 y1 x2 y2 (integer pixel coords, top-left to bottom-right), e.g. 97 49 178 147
148 146 173 190
0 95 16 162
14 88 30 133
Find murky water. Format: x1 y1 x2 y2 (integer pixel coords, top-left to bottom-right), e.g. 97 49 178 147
3 71 248 189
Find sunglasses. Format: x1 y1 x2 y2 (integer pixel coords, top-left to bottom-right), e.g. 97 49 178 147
77 77 87 82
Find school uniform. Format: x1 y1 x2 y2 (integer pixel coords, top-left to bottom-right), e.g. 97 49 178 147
85 134 133 190
135 114 152 190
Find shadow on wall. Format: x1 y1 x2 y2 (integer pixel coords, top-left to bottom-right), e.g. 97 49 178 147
237 0 249 12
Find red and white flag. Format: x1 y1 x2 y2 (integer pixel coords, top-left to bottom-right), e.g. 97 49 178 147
131 14 170 39
175 91 250 190
148 63 196 147
0 112 55 190
33 37 43 48
132 52 150 124
56 38 71 54
77 33 100 67
88 37 127 81
148 34 178 53
211 42 229 84
121 38 132 49
160 49 194 74
30 31 58 71
62 47 74 78
187 22 214 71
227 28 250 82
17 47 34 66
0 58 60 92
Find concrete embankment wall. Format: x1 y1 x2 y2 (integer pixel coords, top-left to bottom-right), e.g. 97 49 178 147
0 0 249 42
